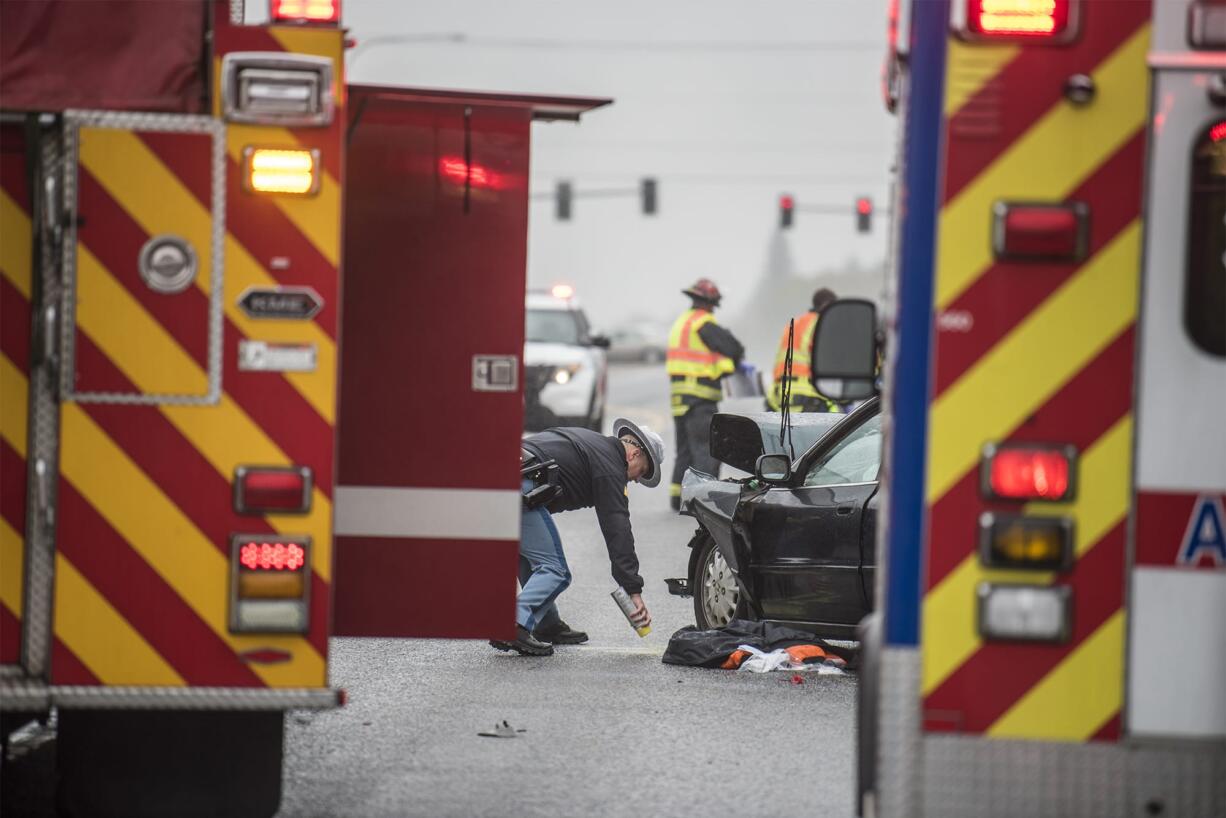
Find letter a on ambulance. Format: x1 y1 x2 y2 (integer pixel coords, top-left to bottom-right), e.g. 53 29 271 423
1178 495 1226 567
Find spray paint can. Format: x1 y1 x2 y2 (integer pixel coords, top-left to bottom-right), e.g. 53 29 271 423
611 586 650 637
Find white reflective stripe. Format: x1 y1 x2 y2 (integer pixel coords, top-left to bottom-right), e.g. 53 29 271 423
333 486 521 540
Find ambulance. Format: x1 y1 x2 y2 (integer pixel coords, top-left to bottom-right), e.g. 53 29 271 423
0 1 607 814
825 0 1226 815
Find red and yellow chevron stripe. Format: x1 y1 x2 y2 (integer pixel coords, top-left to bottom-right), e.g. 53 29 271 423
0 22 345 689
920 4 1150 743
1 127 31 666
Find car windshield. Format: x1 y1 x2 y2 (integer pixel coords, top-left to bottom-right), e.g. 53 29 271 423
803 411 882 486
526 308 583 345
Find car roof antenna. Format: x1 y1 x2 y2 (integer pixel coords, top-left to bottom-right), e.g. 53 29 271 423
778 318 796 461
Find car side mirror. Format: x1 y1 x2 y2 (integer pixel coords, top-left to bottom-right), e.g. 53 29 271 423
811 299 879 402
755 453 791 484
588 334 611 349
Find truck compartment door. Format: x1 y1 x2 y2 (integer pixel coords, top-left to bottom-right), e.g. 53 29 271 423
62 112 223 403
332 89 530 639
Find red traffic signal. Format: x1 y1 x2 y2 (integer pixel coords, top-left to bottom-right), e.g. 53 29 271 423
856 197 872 233
780 194 795 229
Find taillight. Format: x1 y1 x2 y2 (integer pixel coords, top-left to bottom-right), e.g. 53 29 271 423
981 443 1076 502
230 535 311 633
979 512 1074 571
234 466 312 514
270 0 340 24
243 147 321 196
958 0 1078 43
992 202 1089 262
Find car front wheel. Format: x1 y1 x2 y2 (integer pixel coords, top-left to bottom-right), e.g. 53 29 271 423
692 532 744 630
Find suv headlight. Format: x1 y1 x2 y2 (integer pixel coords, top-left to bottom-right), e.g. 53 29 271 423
553 364 582 385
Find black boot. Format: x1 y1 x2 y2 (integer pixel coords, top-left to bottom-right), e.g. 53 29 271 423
490 625 554 656
670 495 681 512
534 620 589 645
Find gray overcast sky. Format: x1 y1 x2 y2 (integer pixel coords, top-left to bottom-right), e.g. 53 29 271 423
340 0 894 333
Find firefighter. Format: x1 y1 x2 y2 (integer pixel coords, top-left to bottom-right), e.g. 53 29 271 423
492 418 665 657
667 278 745 510
767 287 842 414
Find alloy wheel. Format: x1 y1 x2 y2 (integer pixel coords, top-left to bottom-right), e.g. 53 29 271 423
699 546 739 627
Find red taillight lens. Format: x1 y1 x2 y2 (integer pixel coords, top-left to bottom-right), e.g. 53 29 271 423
234 466 312 514
240 541 307 571
230 535 311 633
968 0 1070 37
982 444 1075 502
992 202 1088 261
271 0 340 24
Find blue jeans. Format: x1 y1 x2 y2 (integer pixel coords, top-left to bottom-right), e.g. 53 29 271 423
518 479 571 631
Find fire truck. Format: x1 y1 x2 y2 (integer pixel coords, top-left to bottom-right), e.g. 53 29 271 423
0 1 607 814
826 0 1226 815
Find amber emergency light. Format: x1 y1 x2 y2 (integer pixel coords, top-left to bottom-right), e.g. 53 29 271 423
979 512 1073 571
244 147 320 195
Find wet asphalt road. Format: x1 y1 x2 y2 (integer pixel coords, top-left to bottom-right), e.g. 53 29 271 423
277 363 859 818
0 364 859 817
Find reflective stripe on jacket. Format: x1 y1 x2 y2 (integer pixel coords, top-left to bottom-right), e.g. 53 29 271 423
767 311 840 413
667 309 735 414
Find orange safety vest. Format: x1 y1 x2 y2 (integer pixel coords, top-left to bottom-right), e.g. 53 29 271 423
667 309 735 415
768 312 839 412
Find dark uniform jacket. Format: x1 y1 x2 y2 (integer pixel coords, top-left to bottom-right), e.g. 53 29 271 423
697 322 745 367
521 427 643 594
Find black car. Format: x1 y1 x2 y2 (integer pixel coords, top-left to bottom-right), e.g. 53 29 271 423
670 398 881 639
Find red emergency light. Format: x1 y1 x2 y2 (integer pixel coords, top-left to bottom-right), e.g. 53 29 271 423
1211 121 1226 143
439 156 500 189
234 466 312 514
856 198 872 215
992 201 1088 262
271 0 340 24
965 0 1074 40
239 541 307 572
981 444 1076 502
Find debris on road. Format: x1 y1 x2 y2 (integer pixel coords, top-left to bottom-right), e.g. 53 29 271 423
661 619 854 673
478 720 528 739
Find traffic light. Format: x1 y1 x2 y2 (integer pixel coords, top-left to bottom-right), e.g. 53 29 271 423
856 196 872 233
779 194 794 229
641 177 658 215
556 181 572 221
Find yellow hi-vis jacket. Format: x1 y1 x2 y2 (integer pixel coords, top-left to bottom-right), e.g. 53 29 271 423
667 308 736 416
767 311 840 413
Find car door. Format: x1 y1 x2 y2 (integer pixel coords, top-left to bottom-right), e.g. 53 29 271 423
743 408 882 627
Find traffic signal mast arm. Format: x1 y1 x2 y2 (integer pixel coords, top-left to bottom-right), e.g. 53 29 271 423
540 178 659 219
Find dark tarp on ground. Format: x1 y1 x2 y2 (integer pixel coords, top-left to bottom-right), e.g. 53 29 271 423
0 1 206 113
662 619 855 668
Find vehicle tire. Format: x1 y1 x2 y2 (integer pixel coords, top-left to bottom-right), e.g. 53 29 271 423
56 709 283 818
691 530 746 630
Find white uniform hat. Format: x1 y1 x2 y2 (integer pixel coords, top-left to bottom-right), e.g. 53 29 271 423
613 417 666 488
